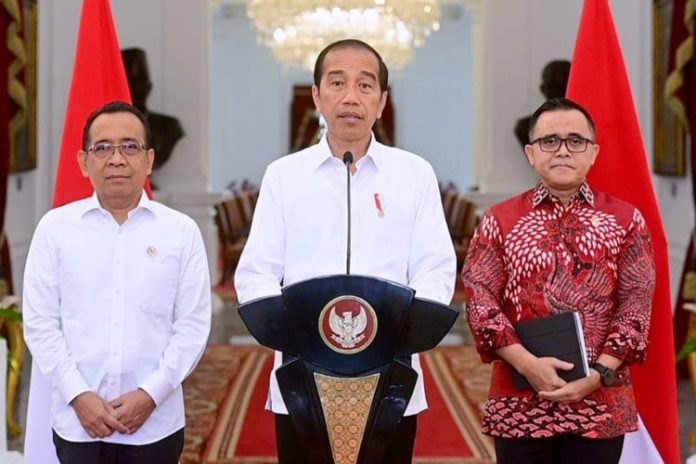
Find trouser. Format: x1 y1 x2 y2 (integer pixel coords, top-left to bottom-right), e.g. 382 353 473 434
494 433 625 464
275 413 418 464
52 427 184 464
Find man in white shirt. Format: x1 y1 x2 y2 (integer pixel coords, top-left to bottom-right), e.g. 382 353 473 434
23 101 211 464
235 39 456 463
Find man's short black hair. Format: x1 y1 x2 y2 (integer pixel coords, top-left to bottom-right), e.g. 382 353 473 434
82 101 152 150
528 97 596 141
313 39 389 92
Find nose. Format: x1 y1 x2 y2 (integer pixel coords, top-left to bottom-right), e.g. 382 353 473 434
555 140 572 157
107 148 127 165
341 84 360 104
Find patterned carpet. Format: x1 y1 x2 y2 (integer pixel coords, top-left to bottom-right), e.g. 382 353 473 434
181 345 494 464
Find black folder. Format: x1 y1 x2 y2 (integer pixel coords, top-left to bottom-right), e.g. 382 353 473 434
512 311 589 390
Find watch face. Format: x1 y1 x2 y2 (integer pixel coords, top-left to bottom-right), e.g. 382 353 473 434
603 368 616 386
593 363 616 386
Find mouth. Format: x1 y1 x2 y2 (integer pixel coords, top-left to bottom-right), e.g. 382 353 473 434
550 164 575 170
338 112 363 122
105 174 130 181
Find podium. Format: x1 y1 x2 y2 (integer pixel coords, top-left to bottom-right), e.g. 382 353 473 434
239 275 458 464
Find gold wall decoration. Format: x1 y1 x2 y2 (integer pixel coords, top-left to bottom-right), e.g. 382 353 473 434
654 0 687 176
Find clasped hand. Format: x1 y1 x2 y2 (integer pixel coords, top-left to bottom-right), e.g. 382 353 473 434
71 389 156 439
518 356 601 403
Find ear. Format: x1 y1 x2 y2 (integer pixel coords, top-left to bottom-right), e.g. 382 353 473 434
377 90 388 119
77 150 89 177
311 85 322 115
145 148 155 175
589 143 600 165
524 144 535 166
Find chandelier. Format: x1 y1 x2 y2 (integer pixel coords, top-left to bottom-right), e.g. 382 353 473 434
247 0 441 71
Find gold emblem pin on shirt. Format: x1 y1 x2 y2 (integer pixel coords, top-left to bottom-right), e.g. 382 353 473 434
146 246 157 257
590 216 601 227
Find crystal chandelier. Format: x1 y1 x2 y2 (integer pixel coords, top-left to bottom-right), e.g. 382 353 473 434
247 0 441 71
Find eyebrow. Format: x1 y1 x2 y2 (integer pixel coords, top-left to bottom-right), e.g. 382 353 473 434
326 70 378 82
359 70 378 82
91 136 140 145
539 132 588 138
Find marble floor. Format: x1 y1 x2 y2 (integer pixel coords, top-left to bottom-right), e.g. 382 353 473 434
8 297 696 461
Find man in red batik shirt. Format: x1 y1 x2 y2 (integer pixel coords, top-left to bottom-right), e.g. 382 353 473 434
461 98 655 464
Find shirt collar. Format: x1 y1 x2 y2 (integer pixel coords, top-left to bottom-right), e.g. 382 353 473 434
312 133 383 171
80 190 155 218
532 181 594 208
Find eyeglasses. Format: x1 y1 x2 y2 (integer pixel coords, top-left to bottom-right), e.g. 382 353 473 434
529 135 593 153
87 142 147 158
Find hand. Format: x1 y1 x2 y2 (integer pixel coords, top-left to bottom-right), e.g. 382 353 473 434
109 389 156 434
70 391 129 438
518 356 575 392
539 369 602 403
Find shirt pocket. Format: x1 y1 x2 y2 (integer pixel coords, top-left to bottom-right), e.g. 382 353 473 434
136 250 180 317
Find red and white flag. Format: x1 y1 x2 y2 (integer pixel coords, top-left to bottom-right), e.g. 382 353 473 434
566 1 680 463
24 0 148 462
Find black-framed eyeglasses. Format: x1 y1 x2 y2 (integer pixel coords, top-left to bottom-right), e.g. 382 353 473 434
87 142 147 158
529 135 594 153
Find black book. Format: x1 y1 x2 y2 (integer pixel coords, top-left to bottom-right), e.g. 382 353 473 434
512 311 589 390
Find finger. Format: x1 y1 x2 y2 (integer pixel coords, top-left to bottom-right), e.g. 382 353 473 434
109 398 124 409
95 423 112 439
549 358 574 370
104 414 130 434
105 401 126 421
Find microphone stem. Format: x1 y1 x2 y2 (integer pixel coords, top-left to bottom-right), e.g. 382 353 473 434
346 163 351 275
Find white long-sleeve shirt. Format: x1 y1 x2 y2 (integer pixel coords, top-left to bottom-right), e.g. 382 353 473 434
235 136 456 415
23 192 211 444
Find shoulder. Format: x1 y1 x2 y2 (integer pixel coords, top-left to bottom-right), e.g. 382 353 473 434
146 200 200 232
37 197 91 227
591 191 643 226
264 143 323 180
28 199 94 248
375 143 436 177
487 189 533 217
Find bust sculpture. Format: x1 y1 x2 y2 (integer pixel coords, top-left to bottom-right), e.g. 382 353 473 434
121 47 184 172
514 60 571 147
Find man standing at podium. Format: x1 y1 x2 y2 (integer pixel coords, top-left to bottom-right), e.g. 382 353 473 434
461 98 655 464
235 39 456 463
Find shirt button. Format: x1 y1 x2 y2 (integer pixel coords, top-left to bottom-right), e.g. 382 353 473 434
115 289 121 295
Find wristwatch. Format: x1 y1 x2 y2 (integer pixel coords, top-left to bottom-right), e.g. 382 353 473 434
592 362 616 387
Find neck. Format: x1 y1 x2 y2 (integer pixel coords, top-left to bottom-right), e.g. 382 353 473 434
326 133 371 164
98 195 141 225
545 184 580 206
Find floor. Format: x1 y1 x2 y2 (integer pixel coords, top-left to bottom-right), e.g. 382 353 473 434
8 297 696 461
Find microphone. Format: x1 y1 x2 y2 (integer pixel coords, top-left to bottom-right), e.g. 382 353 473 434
343 151 353 275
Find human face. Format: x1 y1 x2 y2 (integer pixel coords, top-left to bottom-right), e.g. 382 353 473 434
312 47 387 153
524 109 599 197
78 112 154 212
